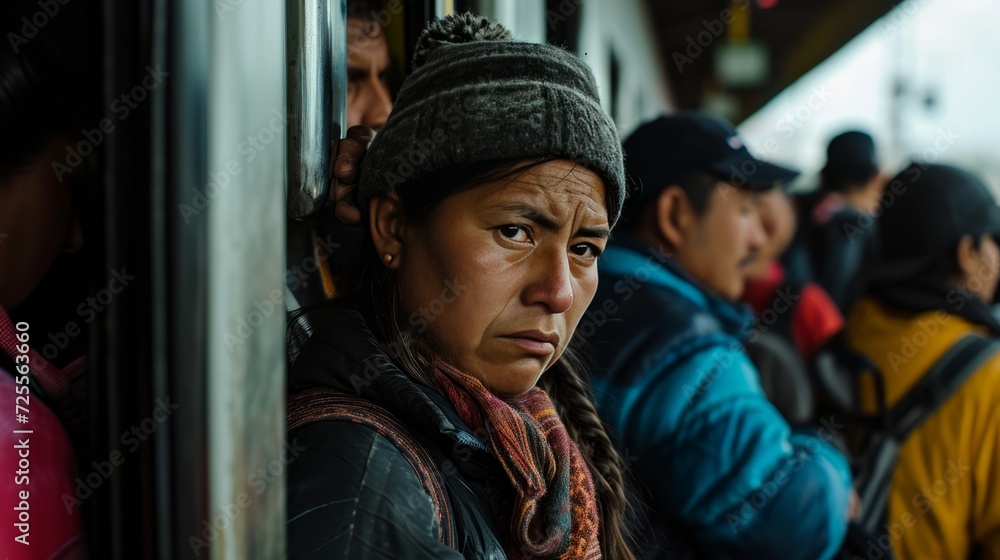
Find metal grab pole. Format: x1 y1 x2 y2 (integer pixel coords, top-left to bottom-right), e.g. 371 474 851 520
286 0 347 220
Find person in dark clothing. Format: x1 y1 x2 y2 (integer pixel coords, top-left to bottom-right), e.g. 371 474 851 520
794 130 886 313
586 113 856 559
286 13 636 560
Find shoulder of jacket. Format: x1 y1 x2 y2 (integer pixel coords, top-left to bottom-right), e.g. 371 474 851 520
295 419 429 480
291 418 428 476
646 323 741 373
287 420 459 560
288 420 439 522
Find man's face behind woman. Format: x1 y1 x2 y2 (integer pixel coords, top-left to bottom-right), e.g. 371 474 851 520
384 160 609 396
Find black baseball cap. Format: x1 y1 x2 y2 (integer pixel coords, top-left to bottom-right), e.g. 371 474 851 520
621 112 799 207
870 163 1000 284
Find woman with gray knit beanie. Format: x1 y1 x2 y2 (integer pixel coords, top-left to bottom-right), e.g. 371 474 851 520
286 12 636 560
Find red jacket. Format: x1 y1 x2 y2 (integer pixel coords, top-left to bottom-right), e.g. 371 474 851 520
743 261 844 359
0 309 86 558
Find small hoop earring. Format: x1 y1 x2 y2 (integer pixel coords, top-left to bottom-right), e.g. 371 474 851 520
383 253 394 263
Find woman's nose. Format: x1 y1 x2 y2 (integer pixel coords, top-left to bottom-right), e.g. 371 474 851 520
521 250 574 314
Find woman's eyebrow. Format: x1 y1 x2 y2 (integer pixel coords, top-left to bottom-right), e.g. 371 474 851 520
489 202 610 239
579 225 611 239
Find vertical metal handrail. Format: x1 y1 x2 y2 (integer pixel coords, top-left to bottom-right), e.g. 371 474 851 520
286 0 347 220
154 0 288 557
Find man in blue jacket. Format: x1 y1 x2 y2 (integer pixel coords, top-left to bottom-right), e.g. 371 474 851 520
587 113 856 559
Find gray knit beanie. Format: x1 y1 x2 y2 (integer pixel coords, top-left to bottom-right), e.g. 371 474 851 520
358 12 626 226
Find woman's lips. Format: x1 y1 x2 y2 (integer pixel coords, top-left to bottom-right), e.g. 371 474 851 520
498 330 559 355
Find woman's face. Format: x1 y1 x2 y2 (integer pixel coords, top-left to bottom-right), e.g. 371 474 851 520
385 160 609 396
0 138 82 311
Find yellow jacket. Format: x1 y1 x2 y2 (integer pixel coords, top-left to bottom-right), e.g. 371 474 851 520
847 298 1000 560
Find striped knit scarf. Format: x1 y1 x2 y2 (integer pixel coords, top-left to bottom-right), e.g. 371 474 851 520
429 358 601 559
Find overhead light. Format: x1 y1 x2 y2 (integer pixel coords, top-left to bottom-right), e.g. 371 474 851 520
715 41 770 87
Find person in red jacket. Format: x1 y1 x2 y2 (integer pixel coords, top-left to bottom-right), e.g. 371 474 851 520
743 187 844 360
0 325 87 558
0 0 101 556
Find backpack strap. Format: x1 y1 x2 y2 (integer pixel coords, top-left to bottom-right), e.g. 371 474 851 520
287 387 457 548
857 333 1000 533
889 334 1000 441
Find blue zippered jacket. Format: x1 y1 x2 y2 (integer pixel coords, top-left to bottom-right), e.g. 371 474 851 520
586 237 853 560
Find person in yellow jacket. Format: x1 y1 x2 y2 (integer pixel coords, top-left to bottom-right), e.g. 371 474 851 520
846 162 1000 560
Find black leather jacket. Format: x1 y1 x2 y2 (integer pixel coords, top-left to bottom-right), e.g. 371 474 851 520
286 306 513 559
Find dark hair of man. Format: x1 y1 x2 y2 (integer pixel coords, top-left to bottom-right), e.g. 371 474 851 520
819 167 879 194
290 157 639 560
618 170 718 232
347 0 378 22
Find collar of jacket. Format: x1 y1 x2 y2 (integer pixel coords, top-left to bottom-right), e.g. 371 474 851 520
287 304 490 455
869 275 1000 337
600 234 755 339
0 304 86 403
